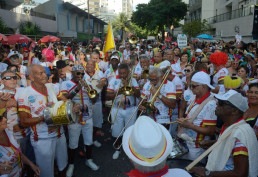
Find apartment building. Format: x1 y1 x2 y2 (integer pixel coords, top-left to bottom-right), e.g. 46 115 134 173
187 0 257 42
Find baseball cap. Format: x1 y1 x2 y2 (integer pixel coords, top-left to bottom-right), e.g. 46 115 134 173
7 51 20 58
214 90 248 112
191 71 215 89
72 65 84 71
195 49 202 53
110 55 119 60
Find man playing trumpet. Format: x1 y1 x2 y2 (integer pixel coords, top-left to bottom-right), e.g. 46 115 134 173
106 63 140 160
139 67 177 129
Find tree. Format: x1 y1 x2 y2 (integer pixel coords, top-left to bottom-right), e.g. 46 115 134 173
182 19 212 38
0 17 8 33
112 13 132 41
131 0 187 40
19 21 41 35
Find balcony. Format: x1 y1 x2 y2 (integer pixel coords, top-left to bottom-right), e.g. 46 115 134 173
206 6 254 24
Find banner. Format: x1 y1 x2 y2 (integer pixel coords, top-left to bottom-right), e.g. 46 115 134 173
177 34 187 49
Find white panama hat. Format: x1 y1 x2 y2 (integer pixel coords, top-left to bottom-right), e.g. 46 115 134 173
122 116 173 167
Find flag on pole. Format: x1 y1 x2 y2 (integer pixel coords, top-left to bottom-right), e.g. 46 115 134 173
103 23 115 53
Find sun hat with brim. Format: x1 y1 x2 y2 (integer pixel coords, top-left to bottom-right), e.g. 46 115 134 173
122 116 173 167
214 89 248 112
191 71 215 89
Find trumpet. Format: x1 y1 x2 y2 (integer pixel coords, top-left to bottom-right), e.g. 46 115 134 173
79 80 98 99
119 66 136 96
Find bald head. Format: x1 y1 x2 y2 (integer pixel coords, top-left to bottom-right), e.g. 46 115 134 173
28 64 48 84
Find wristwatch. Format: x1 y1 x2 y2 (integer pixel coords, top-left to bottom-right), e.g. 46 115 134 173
158 95 162 99
205 169 211 177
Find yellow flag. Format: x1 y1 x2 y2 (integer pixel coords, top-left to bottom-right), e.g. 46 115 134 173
103 23 115 53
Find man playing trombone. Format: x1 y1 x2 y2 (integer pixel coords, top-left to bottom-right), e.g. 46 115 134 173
139 67 177 129
106 63 140 160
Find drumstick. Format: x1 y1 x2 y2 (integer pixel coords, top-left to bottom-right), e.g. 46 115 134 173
166 117 191 124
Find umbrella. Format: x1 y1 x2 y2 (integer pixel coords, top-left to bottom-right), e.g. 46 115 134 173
196 34 213 40
0 33 8 42
6 34 32 45
38 35 60 43
92 37 101 42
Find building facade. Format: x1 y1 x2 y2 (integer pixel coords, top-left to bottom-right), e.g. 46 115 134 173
187 0 257 42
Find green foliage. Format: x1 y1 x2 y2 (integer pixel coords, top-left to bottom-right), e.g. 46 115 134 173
112 13 132 40
131 0 187 34
182 19 212 38
19 21 41 35
0 17 8 33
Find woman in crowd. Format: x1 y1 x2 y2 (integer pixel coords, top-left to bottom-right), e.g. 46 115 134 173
237 66 250 92
0 108 40 177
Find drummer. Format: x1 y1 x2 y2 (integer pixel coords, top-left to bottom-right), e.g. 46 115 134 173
18 64 72 177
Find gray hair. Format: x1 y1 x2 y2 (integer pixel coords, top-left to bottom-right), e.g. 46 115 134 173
132 160 167 173
139 54 149 61
0 70 16 79
149 67 162 77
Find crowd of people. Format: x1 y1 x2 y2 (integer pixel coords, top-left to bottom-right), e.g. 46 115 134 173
0 37 258 177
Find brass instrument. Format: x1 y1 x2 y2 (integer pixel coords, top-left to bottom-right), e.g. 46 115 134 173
141 69 149 79
119 66 136 96
79 80 98 99
142 68 171 111
129 35 138 44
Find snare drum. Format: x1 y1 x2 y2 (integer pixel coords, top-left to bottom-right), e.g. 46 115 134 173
43 100 76 126
169 138 189 159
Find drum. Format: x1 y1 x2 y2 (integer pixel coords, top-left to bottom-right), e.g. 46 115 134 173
43 100 76 126
167 159 205 177
169 138 189 159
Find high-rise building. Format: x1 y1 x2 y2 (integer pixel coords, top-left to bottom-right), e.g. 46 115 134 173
122 0 133 17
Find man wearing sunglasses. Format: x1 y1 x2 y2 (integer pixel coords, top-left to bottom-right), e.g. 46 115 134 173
8 51 28 87
191 90 258 177
59 65 99 176
177 71 217 161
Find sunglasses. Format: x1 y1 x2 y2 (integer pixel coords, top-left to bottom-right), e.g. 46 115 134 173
190 84 202 89
69 64 74 67
184 69 191 73
149 78 158 82
10 56 19 60
76 72 85 76
2 76 18 80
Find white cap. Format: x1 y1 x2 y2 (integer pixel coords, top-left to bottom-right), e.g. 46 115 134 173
110 55 119 60
214 90 248 112
7 51 20 58
195 49 202 53
191 71 215 89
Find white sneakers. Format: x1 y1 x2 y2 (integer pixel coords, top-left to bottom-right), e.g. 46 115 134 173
93 140 102 148
112 150 121 160
85 159 99 171
66 164 74 177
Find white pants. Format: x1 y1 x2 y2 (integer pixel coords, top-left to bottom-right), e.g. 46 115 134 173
68 118 93 149
92 101 103 128
31 135 67 177
55 134 68 171
111 106 137 138
31 138 56 177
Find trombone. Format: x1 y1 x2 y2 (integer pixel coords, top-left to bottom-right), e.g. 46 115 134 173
79 80 98 99
112 68 171 150
142 67 171 111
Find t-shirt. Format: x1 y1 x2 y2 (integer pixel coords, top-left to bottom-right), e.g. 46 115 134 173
141 80 176 124
18 85 59 140
104 67 119 83
0 129 22 177
107 77 139 109
59 80 93 123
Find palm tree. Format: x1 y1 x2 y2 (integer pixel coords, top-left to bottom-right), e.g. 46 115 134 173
19 21 41 35
112 13 132 42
